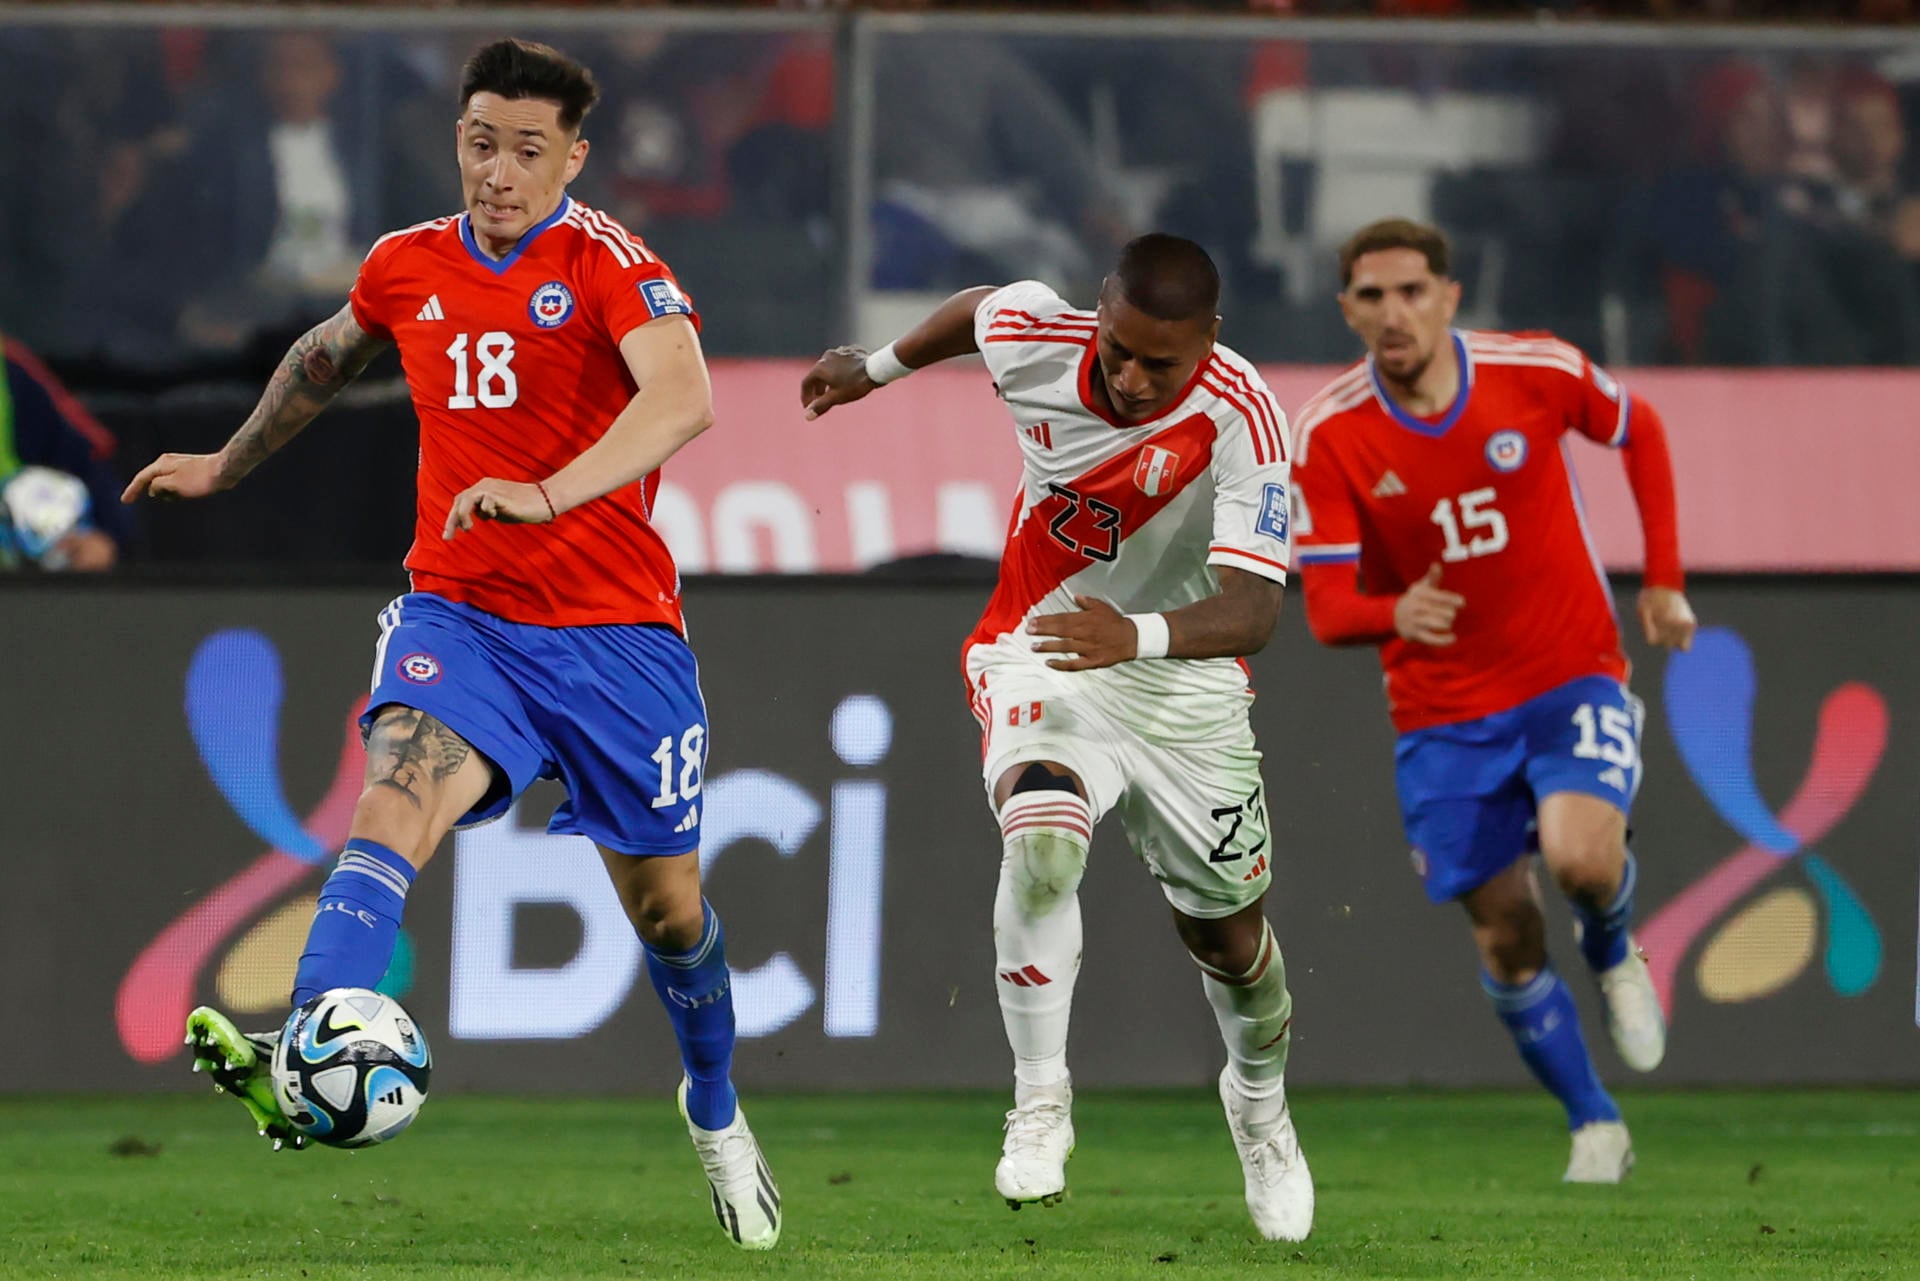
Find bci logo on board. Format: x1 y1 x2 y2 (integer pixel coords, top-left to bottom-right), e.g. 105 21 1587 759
114 630 893 1064
449 694 893 1041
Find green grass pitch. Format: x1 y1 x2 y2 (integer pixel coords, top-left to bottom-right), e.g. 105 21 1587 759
5 1090 1918 1279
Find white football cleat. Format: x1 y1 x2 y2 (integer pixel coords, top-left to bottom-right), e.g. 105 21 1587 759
995 1084 1074 1209
1218 1068 1314 1242
1596 938 1667 1072
678 1079 781 1250
1563 1120 1634 1184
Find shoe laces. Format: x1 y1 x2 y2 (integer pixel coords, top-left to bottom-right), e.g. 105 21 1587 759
1233 1104 1300 1189
1002 1098 1070 1157
1247 1129 1301 1188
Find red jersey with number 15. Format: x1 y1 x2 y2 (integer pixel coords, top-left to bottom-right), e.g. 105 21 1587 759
349 196 699 629
1291 330 1635 732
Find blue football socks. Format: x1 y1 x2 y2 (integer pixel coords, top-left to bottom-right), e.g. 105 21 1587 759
645 899 740 1131
1482 966 1621 1130
1573 851 1638 973
292 838 416 1006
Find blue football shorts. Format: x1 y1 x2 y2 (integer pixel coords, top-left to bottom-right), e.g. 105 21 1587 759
1393 673 1644 903
361 592 707 855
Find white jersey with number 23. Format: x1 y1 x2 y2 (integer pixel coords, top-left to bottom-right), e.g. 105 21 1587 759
963 280 1293 727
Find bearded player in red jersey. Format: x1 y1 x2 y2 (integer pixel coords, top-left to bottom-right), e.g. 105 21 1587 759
1291 219 1697 1185
122 40 781 1248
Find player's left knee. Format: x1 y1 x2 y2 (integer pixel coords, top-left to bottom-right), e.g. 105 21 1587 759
996 786 1092 918
616 876 704 950
1178 909 1269 979
1001 829 1087 918
1543 835 1625 900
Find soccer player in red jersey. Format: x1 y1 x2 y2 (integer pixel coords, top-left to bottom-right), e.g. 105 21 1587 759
123 39 780 1247
1291 219 1698 1184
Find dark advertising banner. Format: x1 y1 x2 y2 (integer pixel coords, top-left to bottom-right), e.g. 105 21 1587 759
3 580 1915 1092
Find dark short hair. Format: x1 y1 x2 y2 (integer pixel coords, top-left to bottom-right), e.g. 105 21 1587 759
1338 218 1451 287
460 39 599 133
1109 233 1220 323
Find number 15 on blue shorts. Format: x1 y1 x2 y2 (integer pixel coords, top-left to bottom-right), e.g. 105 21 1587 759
1393 675 1644 903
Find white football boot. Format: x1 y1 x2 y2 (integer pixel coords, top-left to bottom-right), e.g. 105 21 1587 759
678 1079 781 1250
1564 1119 1634 1183
1596 938 1667 1072
995 1082 1074 1209
1218 1068 1314 1242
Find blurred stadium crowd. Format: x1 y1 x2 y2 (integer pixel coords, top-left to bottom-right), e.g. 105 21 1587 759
0 3 1914 568
10 10 1918 373
67 1 1920 18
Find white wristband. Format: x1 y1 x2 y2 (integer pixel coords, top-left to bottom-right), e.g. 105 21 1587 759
1127 612 1170 660
864 341 913 385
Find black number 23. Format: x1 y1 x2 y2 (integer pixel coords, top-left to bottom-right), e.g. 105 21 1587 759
1208 786 1267 864
1046 483 1122 563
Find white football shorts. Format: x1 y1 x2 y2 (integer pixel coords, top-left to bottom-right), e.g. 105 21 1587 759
966 640 1272 918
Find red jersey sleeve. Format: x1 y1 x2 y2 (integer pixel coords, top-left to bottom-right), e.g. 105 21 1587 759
1292 416 1399 644
347 235 400 341
1619 399 1683 589
1290 421 1361 571
1554 342 1632 449
1541 339 1685 590
576 216 702 345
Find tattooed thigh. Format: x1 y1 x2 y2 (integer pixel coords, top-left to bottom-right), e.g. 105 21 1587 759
365 706 476 809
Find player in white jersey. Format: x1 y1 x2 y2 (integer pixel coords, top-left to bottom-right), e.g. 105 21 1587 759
802 235 1311 1242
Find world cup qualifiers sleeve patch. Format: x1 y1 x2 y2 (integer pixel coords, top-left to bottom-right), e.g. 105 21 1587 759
1590 363 1622 402
639 278 693 320
1257 483 1290 544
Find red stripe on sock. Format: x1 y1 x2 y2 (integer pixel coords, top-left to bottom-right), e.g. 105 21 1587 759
1001 809 1092 824
1211 934 1276 988
1001 811 1093 830
1255 1016 1293 1051
1001 814 1093 831
1002 821 1093 842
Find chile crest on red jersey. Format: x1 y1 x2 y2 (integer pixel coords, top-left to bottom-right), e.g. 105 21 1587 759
528 281 575 329
1485 429 1527 473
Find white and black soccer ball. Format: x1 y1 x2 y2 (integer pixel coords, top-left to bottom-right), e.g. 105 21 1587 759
271 988 432 1149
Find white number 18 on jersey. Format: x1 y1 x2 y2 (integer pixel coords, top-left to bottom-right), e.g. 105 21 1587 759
446 331 519 409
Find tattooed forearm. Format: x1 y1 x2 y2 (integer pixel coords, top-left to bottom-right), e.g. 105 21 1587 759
215 303 390 486
366 708 475 809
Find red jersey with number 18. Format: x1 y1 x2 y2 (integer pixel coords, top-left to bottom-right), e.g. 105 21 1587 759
348 196 699 629
1290 330 1636 732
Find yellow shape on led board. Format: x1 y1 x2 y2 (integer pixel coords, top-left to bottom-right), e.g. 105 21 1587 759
1696 886 1817 1003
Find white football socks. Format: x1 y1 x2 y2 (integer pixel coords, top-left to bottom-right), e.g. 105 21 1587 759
1198 920 1294 1104
992 789 1093 1099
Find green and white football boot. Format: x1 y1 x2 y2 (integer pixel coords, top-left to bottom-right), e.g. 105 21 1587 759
185 1006 307 1151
